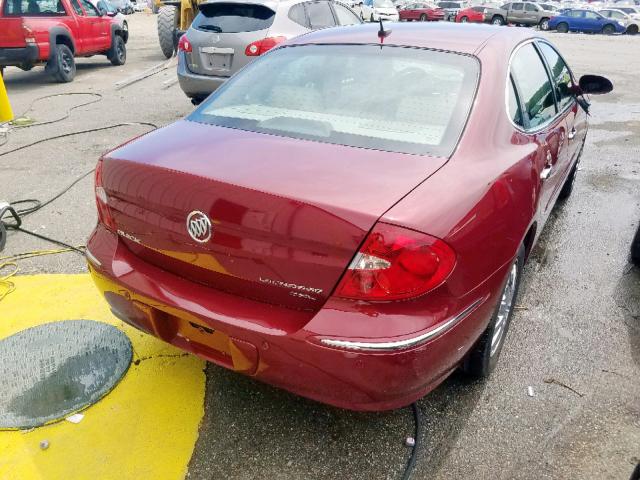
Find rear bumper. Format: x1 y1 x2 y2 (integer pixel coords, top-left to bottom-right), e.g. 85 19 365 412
0 44 40 68
87 224 504 411
177 52 228 99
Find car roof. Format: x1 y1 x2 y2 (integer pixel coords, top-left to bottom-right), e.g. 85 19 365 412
287 22 537 55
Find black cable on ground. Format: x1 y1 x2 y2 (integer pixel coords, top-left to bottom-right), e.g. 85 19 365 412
13 92 103 129
0 122 158 158
401 403 423 480
10 226 85 254
11 168 95 217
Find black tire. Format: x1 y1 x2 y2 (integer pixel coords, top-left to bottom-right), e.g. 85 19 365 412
50 44 75 83
627 24 639 35
460 15 468 22
491 15 505 25
463 244 525 378
631 224 640 266
158 5 178 59
370 13 374 22
557 22 569 33
539 17 549 31
108 35 127 66
602 23 615 35
420 13 427 21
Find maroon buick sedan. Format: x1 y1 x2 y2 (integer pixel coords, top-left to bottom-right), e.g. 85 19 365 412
87 23 611 411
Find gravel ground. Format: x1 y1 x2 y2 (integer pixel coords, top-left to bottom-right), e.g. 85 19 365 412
1 16 639 480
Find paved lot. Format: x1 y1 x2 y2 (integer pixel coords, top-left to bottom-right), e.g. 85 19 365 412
1 14 639 480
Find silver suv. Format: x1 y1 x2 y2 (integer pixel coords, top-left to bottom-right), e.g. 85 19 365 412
177 0 362 104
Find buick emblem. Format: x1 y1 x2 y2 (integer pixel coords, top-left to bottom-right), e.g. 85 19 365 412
186 210 212 243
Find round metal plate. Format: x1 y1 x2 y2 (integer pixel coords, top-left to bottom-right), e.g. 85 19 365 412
0 320 132 430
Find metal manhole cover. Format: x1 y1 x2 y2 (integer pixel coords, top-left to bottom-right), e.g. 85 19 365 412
0 320 132 430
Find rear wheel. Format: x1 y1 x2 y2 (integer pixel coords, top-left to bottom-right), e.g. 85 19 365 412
627 24 639 35
50 44 75 83
557 21 569 33
491 15 504 25
460 15 468 22
420 13 427 20
370 13 374 22
463 245 525 378
108 35 127 66
158 5 178 59
539 17 549 30
602 23 615 35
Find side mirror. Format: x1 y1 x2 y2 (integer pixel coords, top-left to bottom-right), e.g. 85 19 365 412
578 74 613 95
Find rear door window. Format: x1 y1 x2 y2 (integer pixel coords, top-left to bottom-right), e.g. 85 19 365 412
510 43 557 129
3 0 67 15
508 76 523 127
511 3 524 11
288 3 309 27
70 0 83 14
192 3 276 33
537 42 575 112
525 3 538 11
306 1 336 28
332 3 361 24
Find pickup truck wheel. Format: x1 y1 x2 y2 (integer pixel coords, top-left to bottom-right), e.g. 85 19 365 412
463 244 525 378
51 44 75 83
491 15 505 25
109 35 127 66
539 17 549 30
557 22 569 33
158 5 178 59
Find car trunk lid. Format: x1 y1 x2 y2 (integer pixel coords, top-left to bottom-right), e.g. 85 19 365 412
100 120 448 311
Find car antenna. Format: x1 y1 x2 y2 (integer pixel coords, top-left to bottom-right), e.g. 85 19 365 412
378 18 391 46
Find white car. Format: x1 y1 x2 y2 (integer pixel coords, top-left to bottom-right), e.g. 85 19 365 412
360 0 400 21
600 8 640 33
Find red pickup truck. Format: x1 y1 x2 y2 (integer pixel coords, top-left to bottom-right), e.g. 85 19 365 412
0 0 127 82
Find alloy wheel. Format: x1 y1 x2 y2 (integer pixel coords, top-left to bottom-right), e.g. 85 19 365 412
490 262 518 357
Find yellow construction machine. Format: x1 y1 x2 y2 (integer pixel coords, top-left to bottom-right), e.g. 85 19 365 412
154 0 205 59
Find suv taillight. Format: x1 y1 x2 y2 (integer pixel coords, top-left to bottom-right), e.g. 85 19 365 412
335 223 456 301
178 34 192 53
245 36 286 56
95 160 116 231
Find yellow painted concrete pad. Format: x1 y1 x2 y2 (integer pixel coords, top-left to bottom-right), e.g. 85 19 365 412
0 274 206 480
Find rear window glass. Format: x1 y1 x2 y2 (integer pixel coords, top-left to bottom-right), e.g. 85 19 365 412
192 2 275 33
3 0 66 16
190 44 479 157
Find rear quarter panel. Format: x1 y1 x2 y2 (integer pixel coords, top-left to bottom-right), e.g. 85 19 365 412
381 35 540 299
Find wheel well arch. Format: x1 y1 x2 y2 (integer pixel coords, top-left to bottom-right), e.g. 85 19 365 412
110 23 128 44
48 27 76 55
522 222 537 261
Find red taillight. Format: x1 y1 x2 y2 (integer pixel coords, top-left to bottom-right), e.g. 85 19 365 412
178 35 192 53
95 160 116 232
244 36 286 56
335 223 456 301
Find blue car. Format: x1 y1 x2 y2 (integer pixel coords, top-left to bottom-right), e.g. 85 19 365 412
548 9 626 34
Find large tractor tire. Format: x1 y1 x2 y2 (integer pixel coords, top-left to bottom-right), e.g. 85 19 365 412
158 5 178 59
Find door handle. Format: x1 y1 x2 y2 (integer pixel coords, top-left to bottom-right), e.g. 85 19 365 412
568 127 577 140
540 151 553 180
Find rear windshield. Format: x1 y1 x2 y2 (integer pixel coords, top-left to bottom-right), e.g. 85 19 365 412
192 2 275 33
3 0 66 16
190 44 479 157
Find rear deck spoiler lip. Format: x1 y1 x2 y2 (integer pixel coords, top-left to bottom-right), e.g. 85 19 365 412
198 0 278 13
